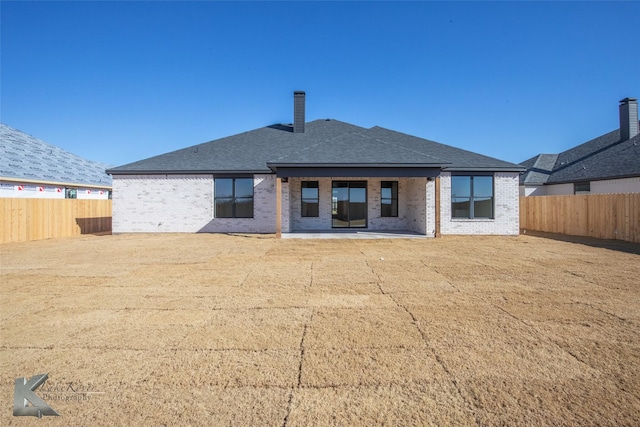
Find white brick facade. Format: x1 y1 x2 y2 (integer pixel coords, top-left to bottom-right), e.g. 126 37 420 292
439 172 520 235
112 174 277 233
112 174 213 233
200 174 277 233
113 172 521 235
287 177 429 234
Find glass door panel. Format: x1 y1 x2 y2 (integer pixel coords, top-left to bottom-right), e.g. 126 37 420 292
332 181 367 228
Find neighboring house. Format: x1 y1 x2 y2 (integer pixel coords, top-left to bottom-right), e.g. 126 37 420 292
107 92 524 236
520 98 640 196
0 123 112 199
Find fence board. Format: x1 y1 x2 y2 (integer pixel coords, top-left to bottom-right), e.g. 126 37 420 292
0 199 112 244
520 194 640 243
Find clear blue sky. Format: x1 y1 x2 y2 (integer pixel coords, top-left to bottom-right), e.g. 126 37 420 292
2 1 639 167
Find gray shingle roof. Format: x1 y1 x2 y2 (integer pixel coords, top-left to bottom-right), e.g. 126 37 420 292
520 124 640 185
107 119 523 174
519 154 558 185
0 123 112 187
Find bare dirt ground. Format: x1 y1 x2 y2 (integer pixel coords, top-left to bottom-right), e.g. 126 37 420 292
1 232 639 426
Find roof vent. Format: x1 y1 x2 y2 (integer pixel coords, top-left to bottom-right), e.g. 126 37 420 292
619 97 638 141
293 91 305 133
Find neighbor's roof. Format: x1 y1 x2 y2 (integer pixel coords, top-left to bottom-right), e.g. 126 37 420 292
0 123 113 187
107 119 523 174
520 124 640 185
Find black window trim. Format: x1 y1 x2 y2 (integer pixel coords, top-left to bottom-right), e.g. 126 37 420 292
574 182 591 194
214 177 254 219
451 174 495 220
380 181 399 217
301 181 319 217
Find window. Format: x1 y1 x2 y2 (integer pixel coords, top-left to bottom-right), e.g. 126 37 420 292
451 175 494 219
381 181 398 217
574 182 590 194
65 188 77 199
301 181 319 217
214 178 254 218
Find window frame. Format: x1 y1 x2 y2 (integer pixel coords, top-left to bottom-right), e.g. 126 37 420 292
214 177 254 218
380 181 398 217
65 188 77 199
301 181 319 217
451 174 494 219
574 182 590 194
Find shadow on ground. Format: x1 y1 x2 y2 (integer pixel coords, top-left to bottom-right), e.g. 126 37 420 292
522 230 640 255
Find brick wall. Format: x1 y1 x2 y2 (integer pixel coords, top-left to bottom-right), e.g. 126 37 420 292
113 172 521 235
287 177 428 233
200 174 277 233
112 174 213 233
439 172 520 235
112 174 277 233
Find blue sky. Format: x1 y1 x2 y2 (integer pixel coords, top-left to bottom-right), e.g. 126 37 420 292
2 1 639 167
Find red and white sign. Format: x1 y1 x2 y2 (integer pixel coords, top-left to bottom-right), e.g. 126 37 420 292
17 185 24 191
38 186 44 192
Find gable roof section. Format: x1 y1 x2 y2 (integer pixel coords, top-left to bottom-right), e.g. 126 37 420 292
520 124 640 185
519 154 558 185
0 123 112 187
108 119 523 175
108 120 366 174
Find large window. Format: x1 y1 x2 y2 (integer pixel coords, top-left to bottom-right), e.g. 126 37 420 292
381 181 398 217
301 181 319 217
214 178 254 218
451 175 494 219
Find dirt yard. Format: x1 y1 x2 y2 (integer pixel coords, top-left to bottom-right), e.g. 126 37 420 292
1 232 639 426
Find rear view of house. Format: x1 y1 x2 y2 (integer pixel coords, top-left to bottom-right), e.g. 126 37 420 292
107 92 524 236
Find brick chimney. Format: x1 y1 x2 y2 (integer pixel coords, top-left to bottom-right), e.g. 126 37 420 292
293 91 305 133
619 97 639 141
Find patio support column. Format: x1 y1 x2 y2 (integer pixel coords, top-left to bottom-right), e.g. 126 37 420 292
276 177 282 238
435 176 441 238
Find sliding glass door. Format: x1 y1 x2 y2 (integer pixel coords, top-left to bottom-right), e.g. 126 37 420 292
332 181 367 228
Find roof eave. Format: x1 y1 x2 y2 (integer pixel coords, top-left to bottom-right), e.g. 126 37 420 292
267 162 449 170
443 166 526 172
0 175 112 189
547 172 640 185
107 169 271 175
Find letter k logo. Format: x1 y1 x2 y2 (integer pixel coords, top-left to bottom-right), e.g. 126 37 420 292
13 374 59 417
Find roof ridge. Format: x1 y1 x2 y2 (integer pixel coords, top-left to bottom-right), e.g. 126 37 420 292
268 129 367 163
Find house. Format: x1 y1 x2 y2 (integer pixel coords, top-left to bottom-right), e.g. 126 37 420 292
107 92 524 236
0 123 112 199
520 98 640 196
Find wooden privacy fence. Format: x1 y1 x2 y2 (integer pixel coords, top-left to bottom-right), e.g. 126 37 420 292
1 198 112 244
520 194 640 243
